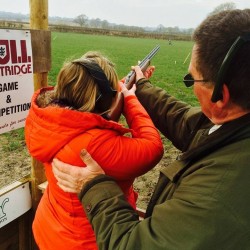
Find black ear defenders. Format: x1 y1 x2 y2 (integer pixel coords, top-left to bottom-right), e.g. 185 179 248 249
73 60 117 113
211 33 250 102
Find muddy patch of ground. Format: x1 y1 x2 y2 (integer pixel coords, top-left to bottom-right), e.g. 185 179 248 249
0 133 31 189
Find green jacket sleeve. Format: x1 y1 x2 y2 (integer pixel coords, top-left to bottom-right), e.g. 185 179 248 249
79 175 142 250
135 79 208 151
80 168 249 250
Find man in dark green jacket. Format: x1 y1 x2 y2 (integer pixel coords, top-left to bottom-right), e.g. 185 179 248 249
52 9 250 249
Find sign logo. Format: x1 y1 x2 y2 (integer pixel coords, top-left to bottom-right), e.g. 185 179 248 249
0 29 33 134
0 198 9 222
0 44 7 60
0 39 32 76
0 40 31 65
0 182 32 228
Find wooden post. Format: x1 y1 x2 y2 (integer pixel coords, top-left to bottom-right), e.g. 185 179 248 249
30 0 49 92
29 1 50 249
29 0 49 210
30 0 48 30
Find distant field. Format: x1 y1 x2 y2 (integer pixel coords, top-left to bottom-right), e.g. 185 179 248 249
50 32 198 105
0 32 198 157
1 32 198 189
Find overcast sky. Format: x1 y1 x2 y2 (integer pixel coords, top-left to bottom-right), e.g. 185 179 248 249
1 0 250 29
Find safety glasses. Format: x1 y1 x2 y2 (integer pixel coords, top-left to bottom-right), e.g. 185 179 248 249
183 73 208 87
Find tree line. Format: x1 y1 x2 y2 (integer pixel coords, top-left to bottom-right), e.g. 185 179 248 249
0 2 237 37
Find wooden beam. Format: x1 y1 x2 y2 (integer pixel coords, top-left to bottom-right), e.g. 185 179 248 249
29 0 49 210
30 30 51 73
29 0 48 30
29 1 50 249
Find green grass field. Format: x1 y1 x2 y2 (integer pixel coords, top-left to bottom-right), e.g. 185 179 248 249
1 32 198 152
50 32 198 105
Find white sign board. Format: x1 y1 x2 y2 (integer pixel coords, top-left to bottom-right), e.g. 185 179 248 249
0 181 32 228
0 29 34 134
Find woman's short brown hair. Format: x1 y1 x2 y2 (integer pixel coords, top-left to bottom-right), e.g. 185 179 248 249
55 51 119 113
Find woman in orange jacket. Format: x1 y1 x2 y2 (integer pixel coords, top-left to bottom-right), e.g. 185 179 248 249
25 51 163 250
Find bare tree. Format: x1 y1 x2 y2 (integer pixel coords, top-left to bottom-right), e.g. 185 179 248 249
74 14 88 27
209 2 236 16
89 18 102 28
101 20 109 29
157 24 165 33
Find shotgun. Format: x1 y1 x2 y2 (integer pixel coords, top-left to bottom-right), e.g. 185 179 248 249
107 45 160 121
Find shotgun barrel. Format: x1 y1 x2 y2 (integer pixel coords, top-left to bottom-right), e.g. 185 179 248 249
124 45 160 88
107 45 160 121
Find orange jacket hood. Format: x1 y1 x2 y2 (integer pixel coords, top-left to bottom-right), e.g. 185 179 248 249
25 87 131 163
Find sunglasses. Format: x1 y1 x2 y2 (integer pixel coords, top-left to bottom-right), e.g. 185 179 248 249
183 73 208 87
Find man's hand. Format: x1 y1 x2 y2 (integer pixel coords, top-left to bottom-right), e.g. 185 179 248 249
52 149 105 193
132 65 155 83
144 65 155 79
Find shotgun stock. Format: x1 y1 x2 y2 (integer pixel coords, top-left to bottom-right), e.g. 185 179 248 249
107 45 160 121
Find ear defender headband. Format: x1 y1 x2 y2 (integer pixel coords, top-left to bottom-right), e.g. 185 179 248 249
211 33 250 102
73 59 117 113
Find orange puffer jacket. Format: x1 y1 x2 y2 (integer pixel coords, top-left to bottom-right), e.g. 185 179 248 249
25 87 163 250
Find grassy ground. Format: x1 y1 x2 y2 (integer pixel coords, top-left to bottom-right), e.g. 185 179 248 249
0 32 197 207
49 32 197 105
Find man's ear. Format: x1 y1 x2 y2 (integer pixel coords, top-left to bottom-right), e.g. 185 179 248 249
215 84 230 108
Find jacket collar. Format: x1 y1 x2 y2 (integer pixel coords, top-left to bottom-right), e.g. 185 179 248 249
161 113 250 182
